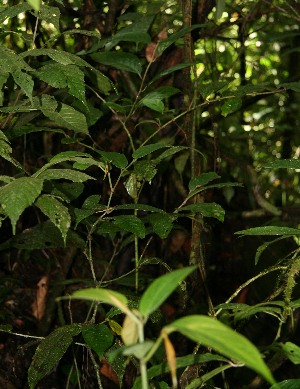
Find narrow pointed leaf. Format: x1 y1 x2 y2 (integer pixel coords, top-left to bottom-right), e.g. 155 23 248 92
139 266 196 317
113 215 145 238
188 172 220 191
91 52 142 75
165 315 275 385
235 226 300 236
263 159 300 169
270 379 300 388
133 143 167 159
0 177 43 234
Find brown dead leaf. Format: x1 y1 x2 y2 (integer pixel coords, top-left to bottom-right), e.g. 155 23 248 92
31 276 48 320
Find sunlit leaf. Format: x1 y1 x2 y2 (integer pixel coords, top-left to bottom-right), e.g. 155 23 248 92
280 342 300 364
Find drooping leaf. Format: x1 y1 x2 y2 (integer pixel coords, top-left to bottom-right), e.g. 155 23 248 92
133 143 167 159
36 64 87 105
188 172 220 191
115 203 165 213
153 146 189 164
263 159 300 169
35 195 71 245
0 221 85 251
146 213 174 238
12 69 34 103
21 48 89 67
28 324 82 389
113 215 146 238
134 160 157 182
235 226 300 236
82 324 114 360
165 315 275 385
86 68 112 95
200 81 228 99
139 266 197 317
71 288 128 314
91 52 142 75
110 31 151 44
0 3 32 23
255 236 286 265
221 98 242 117
178 203 225 222
37 169 95 183
0 177 43 234
121 314 139 345
280 82 300 92
139 87 180 112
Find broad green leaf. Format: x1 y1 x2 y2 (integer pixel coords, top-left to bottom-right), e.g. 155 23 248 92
233 304 282 322
91 52 142 75
74 194 103 227
12 69 34 103
37 169 95 183
0 176 15 184
139 266 196 317
263 159 300 169
235 226 300 236
62 29 100 39
35 195 71 245
28 324 82 389
21 49 89 68
133 143 167 159
86 68 112 95
96 151 128 168
48 182 85 203
165 315 275 385
0 221 85 251
0 177 43 234
178 203 225 222
0 3 32 23
36 64 86 105
146 213 174 238
221 98 242 117
71 288 128 313
113 215 145 238
281 342 300 364
141 98 164 113
39 5 60 30
150 63 194 84
27 0 40 10
134 160 157 182
189 172 220 191
270 380 300 389
122 341 154 358
82 324 114 360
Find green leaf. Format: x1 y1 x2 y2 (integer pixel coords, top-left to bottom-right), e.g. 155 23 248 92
178 203 225 222
280 82 300 92
82 324 114 360
141 98 164 112
255 237 286 265
150 63 194 84
0 221 85 251
133 143 167 159
12 69 34 103
270 379 300 389
216 0 225 18
189 172 220 191
86 68 112 95
0 3 32 23
165 315 275 385
0 177 43 234
96 151 128 168
235 226 300 236
221 98 242 117
36 64 86 105
35 195 71 245
71 288 128 313
21 48 89 67
28 324 82 389
200 81 228 99
38 5 60 30
37 169 95 183
139 266 196 317
139 87 180 112
280 342 300 364
134 160 157 182
113 215 145 238
111 31 151 44
263 159 300 169
146 213 174 238
91 52 142 75
153 146 188 164
115 203 165 213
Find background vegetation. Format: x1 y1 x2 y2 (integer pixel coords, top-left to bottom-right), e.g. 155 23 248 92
0 0 300 388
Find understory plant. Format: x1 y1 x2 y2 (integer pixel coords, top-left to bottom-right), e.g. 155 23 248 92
0 1 300 388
